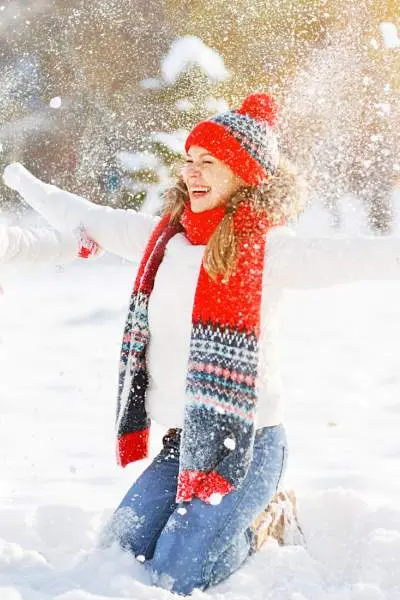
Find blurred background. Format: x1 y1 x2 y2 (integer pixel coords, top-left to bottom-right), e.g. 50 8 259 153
0 0 399 232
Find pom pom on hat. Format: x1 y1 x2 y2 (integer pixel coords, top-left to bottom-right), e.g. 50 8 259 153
237 93 279 127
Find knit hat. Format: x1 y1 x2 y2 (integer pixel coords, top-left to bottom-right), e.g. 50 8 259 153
185 93 280 186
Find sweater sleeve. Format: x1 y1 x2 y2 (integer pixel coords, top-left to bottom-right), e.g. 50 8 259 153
0 224 79 265
3 163 159 263
266 226 400 289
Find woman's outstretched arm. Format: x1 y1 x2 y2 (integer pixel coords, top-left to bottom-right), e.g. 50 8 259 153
3 163 160 262
266 226 400 289
0 224 79 265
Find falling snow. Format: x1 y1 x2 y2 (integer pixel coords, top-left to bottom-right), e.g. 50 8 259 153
0 1 399 599
208 493 223 506
380 21 400 49
224 437 236 451
49 96 62 109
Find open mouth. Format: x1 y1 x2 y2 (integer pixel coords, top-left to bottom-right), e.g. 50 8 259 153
190 186 211 199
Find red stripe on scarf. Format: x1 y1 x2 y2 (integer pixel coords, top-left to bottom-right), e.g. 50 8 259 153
117 428 150 466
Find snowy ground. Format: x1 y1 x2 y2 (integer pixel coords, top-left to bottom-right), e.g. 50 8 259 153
1 198 400 599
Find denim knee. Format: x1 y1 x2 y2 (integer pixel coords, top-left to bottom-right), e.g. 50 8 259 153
150 559 208 596
99 505 149 556
150 533 211 595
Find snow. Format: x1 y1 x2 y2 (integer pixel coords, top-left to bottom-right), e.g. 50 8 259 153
0 589 22 600
150 130 187 155
375 103 391 117
49 97 62 109
116 150 160 172
224 437 236 451
139 77 164 90
204 97 229 114
1 196 400 597
161 36 230 85
380 22 400 49
0 113 51 140
208 493 223 506
175 99 194 112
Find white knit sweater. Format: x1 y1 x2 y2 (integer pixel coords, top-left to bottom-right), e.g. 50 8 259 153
4 163 400 428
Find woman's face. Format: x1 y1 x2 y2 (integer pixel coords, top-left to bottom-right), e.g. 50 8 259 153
182 145 244 213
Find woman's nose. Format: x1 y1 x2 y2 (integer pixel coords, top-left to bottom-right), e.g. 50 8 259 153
186 162 201 174
183 163 201 182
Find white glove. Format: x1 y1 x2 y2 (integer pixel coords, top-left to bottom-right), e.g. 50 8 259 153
3 162 27 191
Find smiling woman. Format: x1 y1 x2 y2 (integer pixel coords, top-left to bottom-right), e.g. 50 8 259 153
1 94 306 595
6 90 400 596
183 147 245 213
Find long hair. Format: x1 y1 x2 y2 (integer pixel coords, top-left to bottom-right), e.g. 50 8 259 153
162 156 308 281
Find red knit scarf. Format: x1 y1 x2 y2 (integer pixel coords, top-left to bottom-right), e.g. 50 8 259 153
116 201 271 504
180 202 268 333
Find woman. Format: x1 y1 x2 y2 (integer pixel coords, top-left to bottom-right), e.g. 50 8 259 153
4 93 400 595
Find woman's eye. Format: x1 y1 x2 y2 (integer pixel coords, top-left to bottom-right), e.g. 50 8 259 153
184 159 212 165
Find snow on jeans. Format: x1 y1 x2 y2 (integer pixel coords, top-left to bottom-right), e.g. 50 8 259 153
102 425 287 596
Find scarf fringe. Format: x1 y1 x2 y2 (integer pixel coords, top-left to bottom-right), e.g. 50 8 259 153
117 428 150 467
177 470 234 504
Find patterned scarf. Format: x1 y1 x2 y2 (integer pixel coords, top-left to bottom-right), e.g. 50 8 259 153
116 201 270 504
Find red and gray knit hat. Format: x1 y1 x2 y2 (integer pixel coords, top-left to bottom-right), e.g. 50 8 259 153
185 93 280 186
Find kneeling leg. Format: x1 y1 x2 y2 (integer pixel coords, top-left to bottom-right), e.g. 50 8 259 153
100 444 179 559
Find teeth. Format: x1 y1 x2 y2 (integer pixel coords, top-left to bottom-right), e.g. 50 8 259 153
191 186 210 193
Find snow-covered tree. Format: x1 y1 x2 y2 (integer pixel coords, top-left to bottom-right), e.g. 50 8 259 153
116 36 230 214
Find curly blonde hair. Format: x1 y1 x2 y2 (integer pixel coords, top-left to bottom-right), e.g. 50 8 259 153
162 156 307 281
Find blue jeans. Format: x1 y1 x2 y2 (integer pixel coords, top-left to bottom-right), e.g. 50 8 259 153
101 425 287 596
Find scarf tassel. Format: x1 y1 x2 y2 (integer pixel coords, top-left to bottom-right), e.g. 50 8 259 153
117 427 150 467
177 470 234 504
